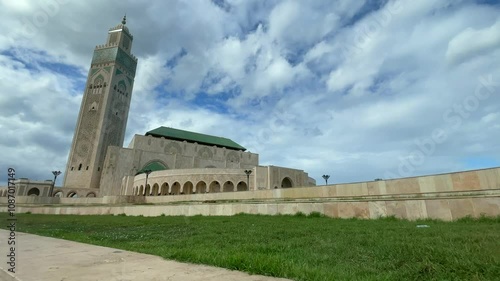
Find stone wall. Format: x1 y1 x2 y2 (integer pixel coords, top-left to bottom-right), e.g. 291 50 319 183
1 167 499 220
1 196 498 221
129 134 259 169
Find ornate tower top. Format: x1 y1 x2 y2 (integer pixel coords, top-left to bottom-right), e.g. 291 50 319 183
122 15 126 25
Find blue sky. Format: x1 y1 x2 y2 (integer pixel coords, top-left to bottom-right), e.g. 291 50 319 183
0 0 500 186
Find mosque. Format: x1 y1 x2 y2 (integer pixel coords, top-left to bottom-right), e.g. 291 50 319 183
3 17 315 199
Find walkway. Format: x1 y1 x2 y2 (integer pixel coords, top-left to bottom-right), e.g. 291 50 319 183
0 230 290 281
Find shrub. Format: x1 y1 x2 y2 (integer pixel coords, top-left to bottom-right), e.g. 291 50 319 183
307 212 324 218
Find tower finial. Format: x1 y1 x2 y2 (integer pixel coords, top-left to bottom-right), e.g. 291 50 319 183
122 14 126 25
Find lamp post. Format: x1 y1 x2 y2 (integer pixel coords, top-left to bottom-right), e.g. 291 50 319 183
144 169 152 196
244 169 252 191
50 170 61 197
322 174 330 185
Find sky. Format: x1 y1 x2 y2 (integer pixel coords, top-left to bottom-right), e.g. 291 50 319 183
0 0 499 186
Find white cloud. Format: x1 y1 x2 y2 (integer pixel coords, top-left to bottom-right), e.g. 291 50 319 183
1 0 500 186
446 20 500 65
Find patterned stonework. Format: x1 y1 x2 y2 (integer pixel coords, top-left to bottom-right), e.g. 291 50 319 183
64 20 136 190
91 47 137 76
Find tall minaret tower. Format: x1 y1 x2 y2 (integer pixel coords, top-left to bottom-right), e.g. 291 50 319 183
64 16 137 190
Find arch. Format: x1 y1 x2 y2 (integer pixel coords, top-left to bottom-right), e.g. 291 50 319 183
89 101 98 111
67 191 78 198
27 188 40 196
94 74 105 86
53 191 63 197
161 183 169 195
197 147 213 159
223 181 234 192
182 181 194 194
144 184 151 196
171 182 181 195
209 181 220 193
164 142 182 154
236 181 248 191
117 80 127 92
152 183 160 196
86 192 96 198
136 160 168 175
281 177 293 188
196 181 207 193
139 185 144 196
226 151 240 163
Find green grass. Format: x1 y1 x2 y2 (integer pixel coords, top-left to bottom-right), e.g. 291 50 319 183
1 213 499 281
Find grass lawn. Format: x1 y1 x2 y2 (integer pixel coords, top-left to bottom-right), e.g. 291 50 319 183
1 212 499 281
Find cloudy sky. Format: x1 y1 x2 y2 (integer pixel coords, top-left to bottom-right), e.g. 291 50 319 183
1 0 499 186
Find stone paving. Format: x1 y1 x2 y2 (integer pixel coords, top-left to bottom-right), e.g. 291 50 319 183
0 230 290 281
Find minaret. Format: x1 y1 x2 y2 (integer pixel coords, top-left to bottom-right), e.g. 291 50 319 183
63 16 137 190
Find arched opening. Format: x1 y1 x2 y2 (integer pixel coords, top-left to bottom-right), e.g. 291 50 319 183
136 160 168 175
27 188 40 196
196 181 207 193
67 192 78 198
281 177 293 188
139 185 144 196
86 192 96 198
209 181 220 193
161 183 169 195
182 181 193 194
223 181 234 192
53 191 63 197
171 182 181 195
144 184 151 196
152 183 160 196
236 181 248 191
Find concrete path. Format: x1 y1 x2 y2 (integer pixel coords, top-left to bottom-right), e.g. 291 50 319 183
0 230 290 281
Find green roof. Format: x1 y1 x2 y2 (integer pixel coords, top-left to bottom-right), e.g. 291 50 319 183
146 127 246 151
136 161 168 175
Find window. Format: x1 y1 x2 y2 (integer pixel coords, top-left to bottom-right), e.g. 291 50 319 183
78 164 82 171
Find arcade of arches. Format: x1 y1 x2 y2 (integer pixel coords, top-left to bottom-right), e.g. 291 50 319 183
133 180 251 196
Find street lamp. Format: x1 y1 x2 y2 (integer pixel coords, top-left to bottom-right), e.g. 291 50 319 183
322 174 330 185
50 170 61 197
244 169 252 191
144 169 152 196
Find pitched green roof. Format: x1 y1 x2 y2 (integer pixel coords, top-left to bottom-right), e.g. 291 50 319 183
146 127 246 151
136 161 168 175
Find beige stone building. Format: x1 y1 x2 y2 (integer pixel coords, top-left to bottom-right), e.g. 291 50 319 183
2 17 315 198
